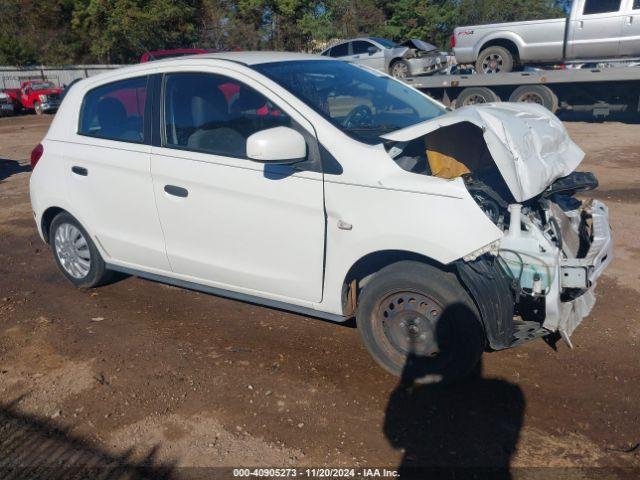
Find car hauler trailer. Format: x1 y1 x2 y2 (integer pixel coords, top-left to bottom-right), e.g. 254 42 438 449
403 66 640 118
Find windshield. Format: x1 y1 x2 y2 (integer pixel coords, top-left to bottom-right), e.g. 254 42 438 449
253 60 445 144
370 37 397 49
31 82 55 91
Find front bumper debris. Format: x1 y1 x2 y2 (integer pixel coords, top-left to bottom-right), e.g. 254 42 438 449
547 199 613 344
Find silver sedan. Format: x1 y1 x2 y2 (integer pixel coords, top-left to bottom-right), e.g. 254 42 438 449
320 37 450 79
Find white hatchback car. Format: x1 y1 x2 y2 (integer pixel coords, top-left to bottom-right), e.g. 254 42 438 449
30 52 612 383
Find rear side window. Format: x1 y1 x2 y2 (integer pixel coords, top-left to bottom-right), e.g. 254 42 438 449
79 76 147 143
583 0 621 15
329 42 349 58
634 0 640 10
163 72 292 159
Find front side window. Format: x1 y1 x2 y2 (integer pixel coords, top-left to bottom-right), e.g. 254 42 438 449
583 0 621 15
352 41 375 55
253 60 445 145
79 76 147 143
329 42 349 58
163 73 291 158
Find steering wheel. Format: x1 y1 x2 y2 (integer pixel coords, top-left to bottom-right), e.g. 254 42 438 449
343 105 373 129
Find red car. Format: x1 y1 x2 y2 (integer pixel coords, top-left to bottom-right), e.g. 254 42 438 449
3 80 63 115
139 48 213 63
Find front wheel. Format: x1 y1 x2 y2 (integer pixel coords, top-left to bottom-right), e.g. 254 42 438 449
356 261 485 384
49 212 113 288
390 59 410 79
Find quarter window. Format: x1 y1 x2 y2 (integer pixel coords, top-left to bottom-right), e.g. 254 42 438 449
79 76 147 143
583 0 621 15
162 73 292 158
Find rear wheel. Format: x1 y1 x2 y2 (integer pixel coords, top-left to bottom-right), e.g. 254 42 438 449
476 46 514 74
509 85 559 113
49 212 113 288
455 87 500 108
356 261 485 384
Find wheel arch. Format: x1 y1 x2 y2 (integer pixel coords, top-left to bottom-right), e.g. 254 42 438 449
340 249 450 317
41 206 67 244
340 251 515 351
478 37 521 63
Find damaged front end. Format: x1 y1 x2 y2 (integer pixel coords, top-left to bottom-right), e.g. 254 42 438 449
383 104 613 349
390 40 450 76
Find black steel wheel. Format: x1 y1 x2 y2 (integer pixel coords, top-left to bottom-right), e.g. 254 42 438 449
356 261 486 384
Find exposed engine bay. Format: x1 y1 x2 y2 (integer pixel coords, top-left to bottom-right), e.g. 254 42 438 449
386 117 614 347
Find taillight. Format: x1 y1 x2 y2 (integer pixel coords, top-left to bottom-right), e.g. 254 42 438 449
30 143 43 169
450 34 456 49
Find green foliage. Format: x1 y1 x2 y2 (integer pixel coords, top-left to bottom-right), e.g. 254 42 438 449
0 0 569 64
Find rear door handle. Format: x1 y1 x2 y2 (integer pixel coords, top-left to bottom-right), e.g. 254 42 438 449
164 185 188 198
71 166 88 176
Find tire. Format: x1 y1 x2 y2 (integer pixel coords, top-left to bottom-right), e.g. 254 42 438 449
455 87 500 109
49 212 113 288
389 59 410 79
356 261 485 384
476 46 514 74
509 85 559 113
34 101 43 115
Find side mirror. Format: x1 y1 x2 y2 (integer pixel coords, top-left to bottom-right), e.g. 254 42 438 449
246 126 307 164
367 46 379 55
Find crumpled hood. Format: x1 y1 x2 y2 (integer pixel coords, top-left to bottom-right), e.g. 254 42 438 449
381 103 585 202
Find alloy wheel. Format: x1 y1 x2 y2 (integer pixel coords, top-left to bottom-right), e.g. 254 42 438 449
54 223 91 279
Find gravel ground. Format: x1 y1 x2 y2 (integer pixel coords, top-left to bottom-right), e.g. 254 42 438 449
1 114 639 479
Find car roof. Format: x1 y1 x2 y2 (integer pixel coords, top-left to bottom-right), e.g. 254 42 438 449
159 51 325 66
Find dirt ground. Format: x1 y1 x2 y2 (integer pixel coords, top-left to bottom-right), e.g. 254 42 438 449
1 114 639 479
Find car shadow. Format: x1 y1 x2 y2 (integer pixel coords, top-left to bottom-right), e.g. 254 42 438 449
0 397 177 479
0 159 30 182
383 301 525 479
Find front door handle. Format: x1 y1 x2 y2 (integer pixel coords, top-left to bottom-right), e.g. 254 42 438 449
71 166 88 176
164 185 188 198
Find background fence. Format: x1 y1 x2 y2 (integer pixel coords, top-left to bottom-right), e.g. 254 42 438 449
0 65 124 89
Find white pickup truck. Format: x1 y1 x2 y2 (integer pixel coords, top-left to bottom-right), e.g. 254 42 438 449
453 0 640 73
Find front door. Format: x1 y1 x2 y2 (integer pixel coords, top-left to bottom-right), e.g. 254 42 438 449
150 70 326 302
568 0 624 59
351 40 386 71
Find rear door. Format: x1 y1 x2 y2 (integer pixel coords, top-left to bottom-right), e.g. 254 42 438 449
149 69 326 303
567 0 624 59
65 75 170 271
620 0 640 55
350 40 386 71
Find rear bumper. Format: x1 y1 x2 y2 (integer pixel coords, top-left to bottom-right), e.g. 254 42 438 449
453 46 476 65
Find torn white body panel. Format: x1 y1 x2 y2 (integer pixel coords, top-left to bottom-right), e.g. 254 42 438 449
382 102 585 202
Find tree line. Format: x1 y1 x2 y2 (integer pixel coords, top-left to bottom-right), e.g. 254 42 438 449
0 0 567 66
